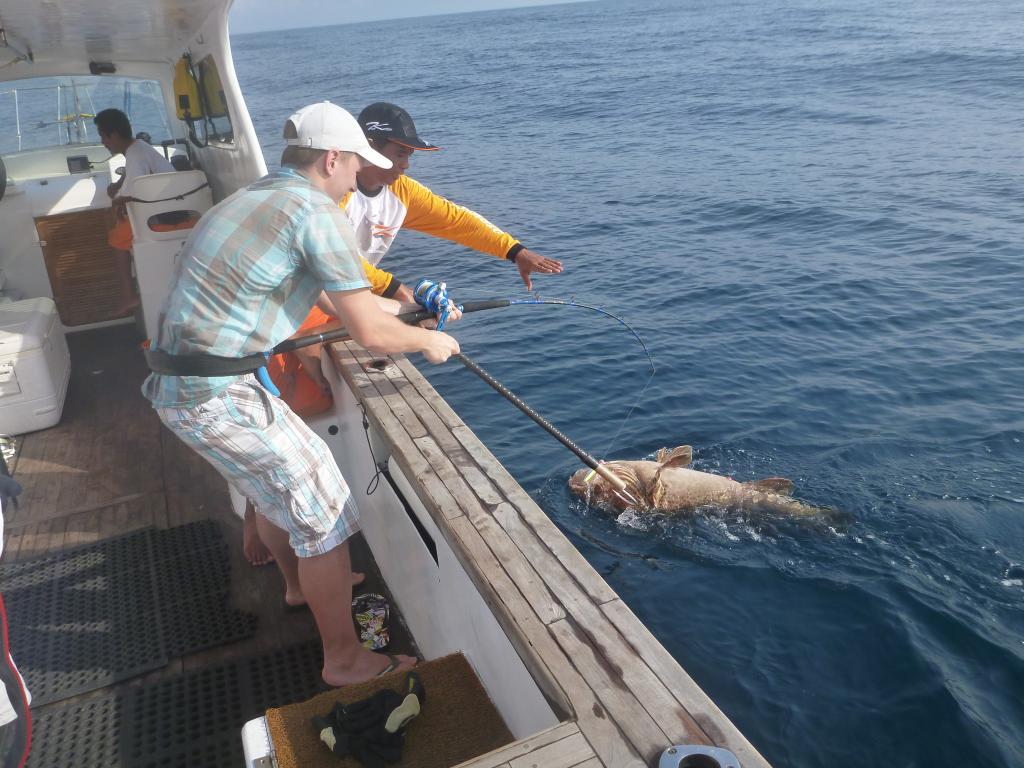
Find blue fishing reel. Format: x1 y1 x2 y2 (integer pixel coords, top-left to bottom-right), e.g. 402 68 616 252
413 279 461 331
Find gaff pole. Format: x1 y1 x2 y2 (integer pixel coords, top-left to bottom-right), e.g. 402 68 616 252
452 352 639 507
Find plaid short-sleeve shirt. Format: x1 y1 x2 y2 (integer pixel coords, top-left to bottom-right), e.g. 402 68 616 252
143 166 368 408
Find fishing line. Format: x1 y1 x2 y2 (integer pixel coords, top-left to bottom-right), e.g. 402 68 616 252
502 297 655 460
272 290 657 458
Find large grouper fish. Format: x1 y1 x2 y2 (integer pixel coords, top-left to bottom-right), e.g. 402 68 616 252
568 445 826 517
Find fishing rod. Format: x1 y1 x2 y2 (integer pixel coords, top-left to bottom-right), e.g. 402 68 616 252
272 295 655 373
453 352 639 507
143 282 654 477
145 290 654 384
272 283 654 480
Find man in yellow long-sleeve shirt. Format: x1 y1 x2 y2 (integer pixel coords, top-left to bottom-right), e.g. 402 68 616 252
241 102 563 566
351 101 562 298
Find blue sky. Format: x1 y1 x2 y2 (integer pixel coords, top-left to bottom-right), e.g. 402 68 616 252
229 0 590 34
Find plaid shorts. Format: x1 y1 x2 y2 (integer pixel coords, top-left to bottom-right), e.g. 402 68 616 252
156 376 359 557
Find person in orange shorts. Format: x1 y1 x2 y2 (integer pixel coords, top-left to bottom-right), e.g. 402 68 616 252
94 108 174 317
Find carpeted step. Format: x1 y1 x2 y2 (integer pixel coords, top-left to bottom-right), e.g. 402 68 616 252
266 652 514 768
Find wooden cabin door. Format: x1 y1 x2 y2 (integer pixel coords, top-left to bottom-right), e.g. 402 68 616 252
35 209 134 326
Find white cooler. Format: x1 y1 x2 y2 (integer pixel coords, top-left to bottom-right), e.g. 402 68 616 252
0 298 71 435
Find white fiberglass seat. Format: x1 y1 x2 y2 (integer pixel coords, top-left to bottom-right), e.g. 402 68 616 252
124 170 213 339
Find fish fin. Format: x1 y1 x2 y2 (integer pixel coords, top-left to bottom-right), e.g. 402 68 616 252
656 445 693 469
747 477 794 495
650 475 667 509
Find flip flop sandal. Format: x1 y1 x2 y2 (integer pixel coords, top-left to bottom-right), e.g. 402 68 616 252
352 592 390 651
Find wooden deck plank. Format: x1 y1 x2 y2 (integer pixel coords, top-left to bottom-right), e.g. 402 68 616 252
333 344 568 633
601 600 771 768
16 516 65 560
453 722 582 768
331 345 436 481
385 361 621 630
360 393 463 520
394 357 463 430
469 512 566 626
412 435 565 625
447 517 643 768
345 350 428 441
392 375 504 508
405 398 711 749
5 522 39 562
507 732 595 768
1 511 31 562
485 500 711 748
549 618 668 766
485 520 712 749
414 436 486 522
19 431 63 524
451 425 618 606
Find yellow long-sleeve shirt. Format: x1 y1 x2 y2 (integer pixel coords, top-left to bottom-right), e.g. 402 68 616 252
342 174 522 296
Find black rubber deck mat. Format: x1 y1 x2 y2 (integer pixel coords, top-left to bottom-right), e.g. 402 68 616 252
26 640 324 768
24 693 123 768
161 598 258 658
0 522 257 706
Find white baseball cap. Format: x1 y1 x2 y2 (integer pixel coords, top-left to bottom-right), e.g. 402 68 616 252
284 101 392 169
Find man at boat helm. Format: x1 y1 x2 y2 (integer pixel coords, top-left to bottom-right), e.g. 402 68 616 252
240 102 564 566
94 108 174 317
143 102 459 685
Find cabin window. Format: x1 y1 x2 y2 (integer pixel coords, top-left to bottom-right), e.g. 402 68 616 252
0 76 173 156
193 56 234 145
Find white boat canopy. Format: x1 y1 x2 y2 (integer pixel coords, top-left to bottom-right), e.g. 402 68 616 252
0 0 232 75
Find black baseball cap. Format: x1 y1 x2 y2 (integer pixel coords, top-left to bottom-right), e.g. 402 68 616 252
358 102 439 151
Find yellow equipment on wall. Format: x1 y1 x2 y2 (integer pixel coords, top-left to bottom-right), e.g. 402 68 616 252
198 58 229 119
173 56 203 120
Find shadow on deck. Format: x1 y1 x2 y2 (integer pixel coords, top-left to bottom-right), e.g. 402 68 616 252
1 322 410 718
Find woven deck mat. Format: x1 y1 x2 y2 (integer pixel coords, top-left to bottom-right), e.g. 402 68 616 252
267 652 514 768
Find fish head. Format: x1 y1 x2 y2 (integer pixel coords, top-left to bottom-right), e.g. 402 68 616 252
568 467 591 498
567 463 645 512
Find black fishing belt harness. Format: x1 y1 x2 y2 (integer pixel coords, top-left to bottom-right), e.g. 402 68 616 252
142 280 461 381
143 347 269 377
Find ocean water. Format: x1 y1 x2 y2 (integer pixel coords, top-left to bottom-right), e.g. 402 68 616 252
232 1 1024 765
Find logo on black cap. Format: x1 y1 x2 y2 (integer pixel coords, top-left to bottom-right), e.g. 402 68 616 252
357 102 439 151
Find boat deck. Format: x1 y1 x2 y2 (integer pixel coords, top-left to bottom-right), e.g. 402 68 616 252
328 341 771 768
0 324 413 718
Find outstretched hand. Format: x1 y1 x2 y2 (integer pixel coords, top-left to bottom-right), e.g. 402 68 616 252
516 249 563 291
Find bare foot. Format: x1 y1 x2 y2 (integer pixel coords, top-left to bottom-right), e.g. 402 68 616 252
322 650 417 688
243 515 275 567
352 571 366 587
